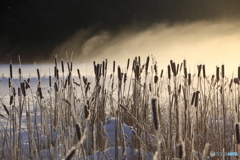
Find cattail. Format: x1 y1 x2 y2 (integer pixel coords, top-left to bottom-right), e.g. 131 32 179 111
229 79 233 88
54 82 58 92
203 65 206 78
183 59 186 68
64 79 68 88
77 69 81 79
3 104 9 115
184 67 187 79
19 68 21 75
21 82 26 96
197 65 202 77
102 61 105 76
65 148 76 160
234 78 239 85
236 124 240 144
85 82 90 95
37 87 43 99
127 58 130 70
154 64 157 75
191 92 196 106
8 78 11 88
49 76 51 87
36 69 40 82
180 63 183 72
188 73 191 85
10 95 13 105
56 68 59 80
151 98 158 130
67 61 70 71
176 143 184 159
168 85 171 94
149 83 152 92
12 87 16 97
160 69 163 78
178 84 181 94
75 124 81 141
27 78 30 83
138 56 141 66
216 67 219 81
68 72 71 86
9 63 12 79
135 65 140 81
54 56 57 66
84 105 90 119
168 65 171 79
172 62 177 76
154 75 158 84
194 91 200 107
18 87 21 96
124 73 127 83
145 56 150 74
118 66 122 81
70 61 72 72
24 80 30 89
238 67 240 80
61 59 64 73
113 61 115 73
120 104 128 111
221 64 225 78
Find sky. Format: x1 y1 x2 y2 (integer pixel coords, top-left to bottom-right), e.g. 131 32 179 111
1 0 240 76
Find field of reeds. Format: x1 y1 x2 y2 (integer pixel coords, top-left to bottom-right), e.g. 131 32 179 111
0 55 240 160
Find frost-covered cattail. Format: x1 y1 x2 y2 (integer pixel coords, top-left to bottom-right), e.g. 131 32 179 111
20 82 26 97
151 98 158 130
176 142 185 159
65 148 76 160
9 63 12 79
75 124 81 141
203 64 206 78
236 124 240 144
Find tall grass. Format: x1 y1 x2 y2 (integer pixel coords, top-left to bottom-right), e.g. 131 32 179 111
0 55 239 159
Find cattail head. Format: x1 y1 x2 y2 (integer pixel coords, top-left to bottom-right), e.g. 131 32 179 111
10 95 13 105
216 66 219 81
160 69 163 78
234 78 239 85
168 65 171 79
236 123 240 144
197 65 202 77
184 67 187 79
127 58 130 70
151 98 158 130
221 64 225 78
54 82 58 92
9 63 12 79
37 87 44 99
154 75 158 84
75 123 81 141
145 56 150 74
65 148 76 160
3 104 9 115
8 78 12 88
20 82 26 97
113 61 115 73
61 59 64 73
37 69 40 82
176 142 185 159
203 65 206 78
